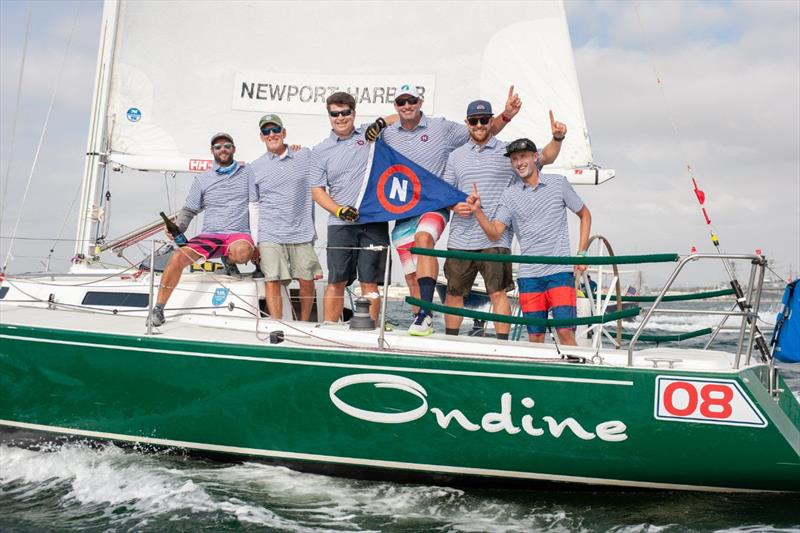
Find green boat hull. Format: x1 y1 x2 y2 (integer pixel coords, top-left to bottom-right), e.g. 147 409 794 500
1 324 798 492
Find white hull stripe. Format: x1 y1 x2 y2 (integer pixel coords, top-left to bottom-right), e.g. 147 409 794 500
0 419 766 493
0 333 633 386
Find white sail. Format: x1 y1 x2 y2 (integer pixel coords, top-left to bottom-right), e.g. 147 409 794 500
102 0 609 175
75 0 612 258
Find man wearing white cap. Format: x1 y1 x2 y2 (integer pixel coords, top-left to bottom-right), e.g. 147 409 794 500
363 83 566 336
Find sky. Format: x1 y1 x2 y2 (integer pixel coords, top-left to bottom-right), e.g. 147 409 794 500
0 0 798 288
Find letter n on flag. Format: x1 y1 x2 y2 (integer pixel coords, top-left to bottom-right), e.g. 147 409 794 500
355 139 467 223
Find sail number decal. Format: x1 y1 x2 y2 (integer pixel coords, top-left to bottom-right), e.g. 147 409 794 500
654 376 767 427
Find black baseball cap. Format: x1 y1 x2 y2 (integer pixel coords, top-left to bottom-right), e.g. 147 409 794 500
504 138 537 157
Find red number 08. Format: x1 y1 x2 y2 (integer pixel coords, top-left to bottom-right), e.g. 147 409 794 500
663 382 733 419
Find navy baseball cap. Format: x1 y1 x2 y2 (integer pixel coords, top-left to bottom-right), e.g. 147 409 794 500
466 100 493 117
504 138 538 157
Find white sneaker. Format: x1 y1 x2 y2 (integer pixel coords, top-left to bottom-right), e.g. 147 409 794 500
408 312 433 336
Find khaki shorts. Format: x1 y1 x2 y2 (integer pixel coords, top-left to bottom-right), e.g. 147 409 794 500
444 247 515 297
258 241 323 282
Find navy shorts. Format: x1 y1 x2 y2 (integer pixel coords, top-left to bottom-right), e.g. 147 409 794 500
326 222 390 285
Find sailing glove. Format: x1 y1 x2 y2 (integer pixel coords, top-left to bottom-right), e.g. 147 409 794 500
365 117 387 142
336 205 359 222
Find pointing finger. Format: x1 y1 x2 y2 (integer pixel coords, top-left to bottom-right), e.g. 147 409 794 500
508 85 515 99
549 109 555 128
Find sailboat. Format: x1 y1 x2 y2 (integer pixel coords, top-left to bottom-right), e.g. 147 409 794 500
1 0 797 493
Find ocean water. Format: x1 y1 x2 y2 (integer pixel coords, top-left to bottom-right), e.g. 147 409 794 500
2 297 799 532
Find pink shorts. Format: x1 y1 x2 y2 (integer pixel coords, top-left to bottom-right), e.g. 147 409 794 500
391 209 448 276
184 233 254 260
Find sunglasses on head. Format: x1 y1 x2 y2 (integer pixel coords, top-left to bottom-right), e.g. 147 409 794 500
395 96 419 107
467 116 491 126
261 125 282 135
328 109 353 118
212 142 233 150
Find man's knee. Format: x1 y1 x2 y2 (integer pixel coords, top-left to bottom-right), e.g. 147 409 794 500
227 242 253 263
414 231 434 248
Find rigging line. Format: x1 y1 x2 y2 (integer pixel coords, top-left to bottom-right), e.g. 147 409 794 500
2 5 81 273
0 3 32 220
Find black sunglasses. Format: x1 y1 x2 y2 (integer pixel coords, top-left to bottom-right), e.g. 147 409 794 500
329 109 353 118
261 125 282 135
467 116 491 126
212 142 233 150
395 96 419 107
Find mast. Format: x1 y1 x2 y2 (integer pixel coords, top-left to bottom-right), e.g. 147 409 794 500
72 0 120 266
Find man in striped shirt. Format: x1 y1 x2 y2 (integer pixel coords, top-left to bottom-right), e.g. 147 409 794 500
365 84 566 336
148 132 255 327
311 92 389 323
250 114 322 322
466 138 592 345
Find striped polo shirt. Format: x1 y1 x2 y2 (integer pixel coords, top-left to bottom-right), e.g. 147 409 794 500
443 136 515 250
495 173 585 278
310 125 372 226
249 147 316 244
183 163 251 234
381 114 468 176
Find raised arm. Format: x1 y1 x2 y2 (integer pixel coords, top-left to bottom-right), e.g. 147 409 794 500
539 110 567 166
490 85 522 135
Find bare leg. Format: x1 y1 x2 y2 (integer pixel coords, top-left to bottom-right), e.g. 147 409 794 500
556 328 578 346
227 241 254 264
414 232 438 279
360 282 380 320
488 290 511 336
265 280 283 318
324 281 346 322
156 247 201 306
528 333 546 343
444 294 465 331
298 279 316 322
405 272 419 314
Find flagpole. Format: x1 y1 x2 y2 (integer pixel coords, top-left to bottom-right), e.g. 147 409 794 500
354 140 377 208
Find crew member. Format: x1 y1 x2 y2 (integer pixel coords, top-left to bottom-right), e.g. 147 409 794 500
466 138 592 345
311 92 389 322
250 114 322 321
149 133 255 327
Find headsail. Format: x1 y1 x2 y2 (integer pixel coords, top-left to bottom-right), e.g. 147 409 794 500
76 0 613 258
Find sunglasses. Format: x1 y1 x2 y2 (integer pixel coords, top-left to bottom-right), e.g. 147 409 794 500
395 96 419 107
467 116 492 126
261 125 283 135
328 109 353 118
212 142 233 150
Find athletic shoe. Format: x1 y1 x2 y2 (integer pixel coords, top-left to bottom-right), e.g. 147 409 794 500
147 304 165 327
408 312 433 336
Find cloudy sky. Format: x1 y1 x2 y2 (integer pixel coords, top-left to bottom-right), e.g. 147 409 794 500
1 0 798 288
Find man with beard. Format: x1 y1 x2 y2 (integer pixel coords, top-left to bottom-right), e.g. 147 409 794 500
148 132 255 327
466 138 592 345
250 114 322 322
311 92 389 323
365 84 566 336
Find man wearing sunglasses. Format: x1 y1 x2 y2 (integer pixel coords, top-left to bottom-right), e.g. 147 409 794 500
250 114 322 322
464 138 591 346
311 92 390 323
365 84 566 336
148 132 255 327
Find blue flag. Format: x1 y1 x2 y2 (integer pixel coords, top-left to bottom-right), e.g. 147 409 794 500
356 138 467 223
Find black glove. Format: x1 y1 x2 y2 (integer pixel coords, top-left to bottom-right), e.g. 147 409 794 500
365 117 387 142
336 205 359 222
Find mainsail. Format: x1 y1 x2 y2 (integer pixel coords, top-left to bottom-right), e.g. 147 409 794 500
75 0 614 258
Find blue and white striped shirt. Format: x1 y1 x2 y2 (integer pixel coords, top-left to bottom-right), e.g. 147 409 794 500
443 136 515 250
183 164 251 234
381 114 468 176
495 174 585 278
310 125 372 226
249 147 316 244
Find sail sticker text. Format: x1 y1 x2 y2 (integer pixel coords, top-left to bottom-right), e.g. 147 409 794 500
654 376 767 427
329 373 628 442
232 72 436 116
